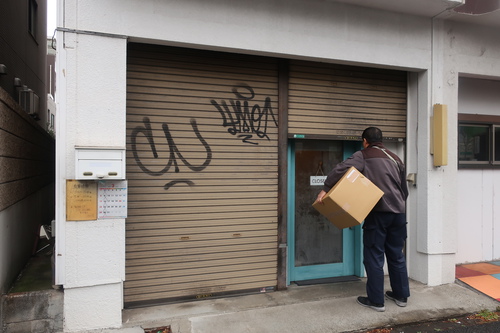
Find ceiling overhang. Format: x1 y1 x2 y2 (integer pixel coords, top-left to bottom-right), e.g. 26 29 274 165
328 0 500 28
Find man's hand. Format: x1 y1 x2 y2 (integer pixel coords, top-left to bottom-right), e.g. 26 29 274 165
315 190 327 205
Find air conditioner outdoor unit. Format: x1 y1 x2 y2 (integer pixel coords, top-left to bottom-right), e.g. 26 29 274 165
19 89 40 118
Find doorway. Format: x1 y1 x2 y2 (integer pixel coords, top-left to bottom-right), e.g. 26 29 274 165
287 139 363 284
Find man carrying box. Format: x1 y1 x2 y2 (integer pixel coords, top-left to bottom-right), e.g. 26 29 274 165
315 127 409 312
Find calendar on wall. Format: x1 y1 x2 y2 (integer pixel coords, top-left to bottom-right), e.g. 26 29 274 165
98 180 128 219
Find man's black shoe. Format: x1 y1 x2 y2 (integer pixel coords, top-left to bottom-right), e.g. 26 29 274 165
356 296 385 312
385 291 407 307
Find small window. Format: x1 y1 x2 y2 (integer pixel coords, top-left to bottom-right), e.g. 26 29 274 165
458 125 490 163
29 0 38 38
458 114 500 168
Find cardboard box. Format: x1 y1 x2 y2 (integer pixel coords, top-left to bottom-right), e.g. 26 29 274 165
312 166 384 229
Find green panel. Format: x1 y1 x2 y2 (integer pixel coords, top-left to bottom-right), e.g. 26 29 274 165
343 141 364 277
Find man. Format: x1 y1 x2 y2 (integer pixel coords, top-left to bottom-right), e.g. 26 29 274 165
315 127 409 312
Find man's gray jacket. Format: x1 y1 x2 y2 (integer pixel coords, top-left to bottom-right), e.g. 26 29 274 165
322 142 408 214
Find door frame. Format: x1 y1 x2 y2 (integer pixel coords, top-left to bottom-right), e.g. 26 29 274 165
286 140 364 285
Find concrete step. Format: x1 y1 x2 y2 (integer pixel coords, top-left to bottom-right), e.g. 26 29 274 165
1 289 63 333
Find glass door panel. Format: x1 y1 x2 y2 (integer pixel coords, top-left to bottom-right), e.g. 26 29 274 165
294 140 343 267
288 139 360 282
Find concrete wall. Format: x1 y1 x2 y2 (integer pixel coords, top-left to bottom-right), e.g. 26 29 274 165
456 78 500 264
55 29 126 331
2 289 63 333
63 0 432 70
435 23 500 271
0 184 55 295
405 20 500 286
56 0 500 330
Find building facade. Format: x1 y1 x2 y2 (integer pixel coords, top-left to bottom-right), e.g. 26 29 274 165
54 0 500 331
0 0 52 291
0 0 54 328
0 0 49 124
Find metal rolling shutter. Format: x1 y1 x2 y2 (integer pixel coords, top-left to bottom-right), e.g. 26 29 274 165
125 44 279 306
288 60 407 140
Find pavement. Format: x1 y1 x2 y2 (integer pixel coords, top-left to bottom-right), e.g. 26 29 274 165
87 277 500 333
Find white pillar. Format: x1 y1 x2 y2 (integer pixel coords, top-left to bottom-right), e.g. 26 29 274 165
56 28 127 331
409 18 458 286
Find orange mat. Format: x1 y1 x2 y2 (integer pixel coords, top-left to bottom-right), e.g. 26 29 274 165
456 262 500 302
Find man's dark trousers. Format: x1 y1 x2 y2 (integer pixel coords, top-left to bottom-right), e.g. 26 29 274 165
363 212 410 305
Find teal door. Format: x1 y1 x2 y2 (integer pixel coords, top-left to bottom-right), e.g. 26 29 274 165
287 139 363 283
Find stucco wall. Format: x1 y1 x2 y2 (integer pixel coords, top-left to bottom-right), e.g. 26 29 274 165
55 30 126 331
456 78 500 264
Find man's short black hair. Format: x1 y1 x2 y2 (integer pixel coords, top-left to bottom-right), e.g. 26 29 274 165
362 127 383 144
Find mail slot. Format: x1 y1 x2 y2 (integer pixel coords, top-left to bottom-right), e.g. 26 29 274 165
75 147 125 180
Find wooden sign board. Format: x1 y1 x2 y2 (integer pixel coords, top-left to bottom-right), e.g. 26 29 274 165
66 180 97 221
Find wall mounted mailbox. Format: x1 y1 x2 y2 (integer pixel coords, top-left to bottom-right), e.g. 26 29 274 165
75 147 126 180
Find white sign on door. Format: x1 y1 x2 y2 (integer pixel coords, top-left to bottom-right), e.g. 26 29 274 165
310 176 327 186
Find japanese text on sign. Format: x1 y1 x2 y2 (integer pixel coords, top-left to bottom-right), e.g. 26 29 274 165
66 180 98 221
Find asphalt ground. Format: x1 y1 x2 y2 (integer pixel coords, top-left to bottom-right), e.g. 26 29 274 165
352 310 500 333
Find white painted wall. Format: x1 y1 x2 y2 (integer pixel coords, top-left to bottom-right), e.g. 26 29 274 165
456 78 500 264
55 23 127 331
63 0 432 69
406 20 500 286
458 78 500 116
56 0 500 330
64 283 123 331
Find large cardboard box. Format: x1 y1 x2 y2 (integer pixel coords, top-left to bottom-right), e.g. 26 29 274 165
312 166 384 229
